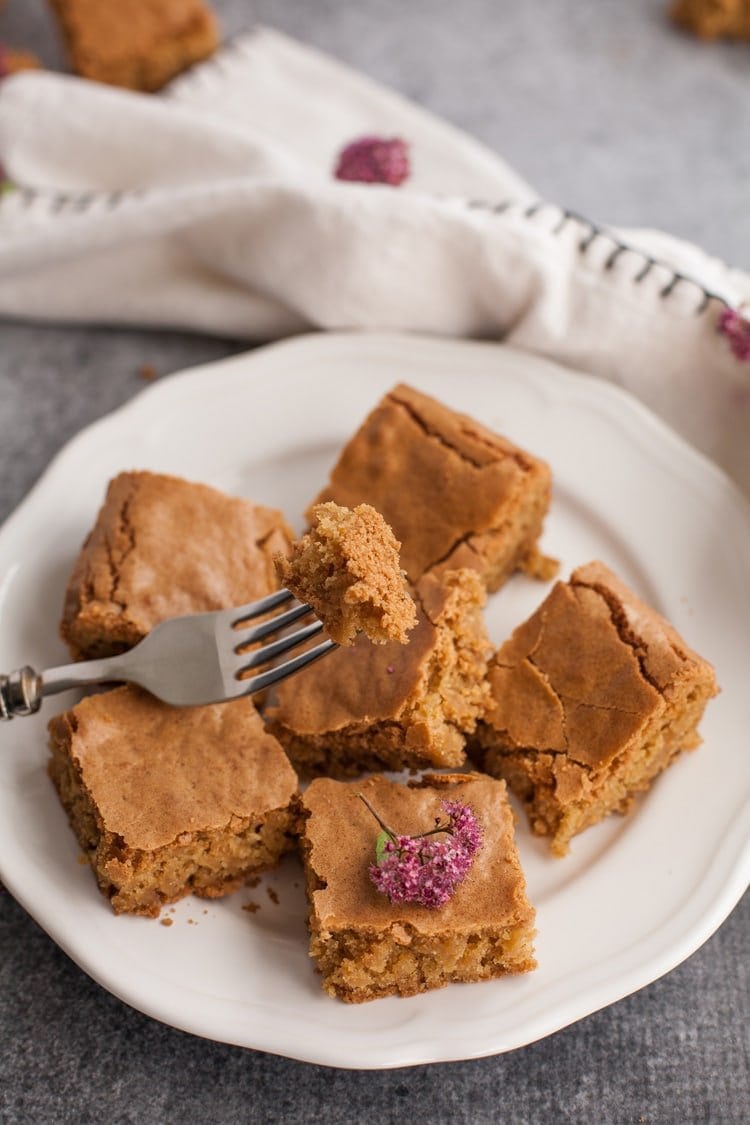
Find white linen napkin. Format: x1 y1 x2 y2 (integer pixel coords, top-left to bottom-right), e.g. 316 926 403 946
0 26 748 490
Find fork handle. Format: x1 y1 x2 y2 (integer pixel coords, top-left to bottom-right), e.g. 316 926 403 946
1 654 133 720
0 666 43 720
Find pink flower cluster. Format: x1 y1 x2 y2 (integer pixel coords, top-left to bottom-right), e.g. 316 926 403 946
718 307 750 362
369 800 482 909
334 135 410 186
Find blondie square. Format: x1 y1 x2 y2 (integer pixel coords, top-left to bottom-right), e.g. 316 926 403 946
47 0 219 91
275 501 417 646
470 561 719 855
671 0 750 39
268 568 492 777
48 686 298 916
61 470 293 659
310 383 555 592
298 773 536 1002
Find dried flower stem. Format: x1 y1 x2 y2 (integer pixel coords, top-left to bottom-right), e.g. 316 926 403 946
358 793 398 841
358 793 453 842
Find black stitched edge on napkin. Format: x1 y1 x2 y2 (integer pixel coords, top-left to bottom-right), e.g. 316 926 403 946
467 198 726 316
1 186 147 213
0 183 730 319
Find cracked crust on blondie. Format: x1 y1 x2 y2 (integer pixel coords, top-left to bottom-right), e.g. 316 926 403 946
469 560 719 854
60 470 293 659
267 568 493 777
275 501 417 646
309 383 556 592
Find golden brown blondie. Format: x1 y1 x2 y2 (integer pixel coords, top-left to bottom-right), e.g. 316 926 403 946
61 470 293 659
47 0 219 91
48 686 298 917
670 0 750 39
268 568 492 777
298 773 536 1002
470 561 719 855
310 383 555 592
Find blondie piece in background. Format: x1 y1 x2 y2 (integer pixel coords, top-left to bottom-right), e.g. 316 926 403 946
47 0 219 91
61 470 293 659
268 569 492 777
298 773 536 1002
275 501 417 646
0 44 41 75
48 686 298 917
309 383 555 592
670 0 750 39
470 561 719 855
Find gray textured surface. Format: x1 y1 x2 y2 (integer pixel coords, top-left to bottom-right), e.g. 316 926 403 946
0 0 748 1121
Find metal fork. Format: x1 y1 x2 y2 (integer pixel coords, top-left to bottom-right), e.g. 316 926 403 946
0 589 335 720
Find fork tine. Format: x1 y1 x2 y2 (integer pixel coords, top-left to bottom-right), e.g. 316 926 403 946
233 601 314 649
229 587 295 627
235 620 325 675
242 639 337 696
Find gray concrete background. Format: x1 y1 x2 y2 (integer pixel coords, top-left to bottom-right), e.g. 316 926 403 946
0 1 747 1121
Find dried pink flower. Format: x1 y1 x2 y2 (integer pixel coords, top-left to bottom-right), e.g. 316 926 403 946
718 307 750 362
362 795 482 908
334 135 410 186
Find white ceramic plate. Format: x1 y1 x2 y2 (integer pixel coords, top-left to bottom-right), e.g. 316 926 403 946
0 332 748 1069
